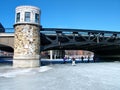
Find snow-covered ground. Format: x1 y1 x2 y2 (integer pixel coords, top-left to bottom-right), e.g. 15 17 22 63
0 62 120 90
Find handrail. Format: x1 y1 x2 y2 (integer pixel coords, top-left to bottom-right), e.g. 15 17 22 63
41 28 120 34
1 28 120 34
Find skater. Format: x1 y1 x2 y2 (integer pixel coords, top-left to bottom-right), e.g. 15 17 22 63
87 56 90 63
81 56 84 62
93 56 96 62
63 57 67 64
72 57 76 66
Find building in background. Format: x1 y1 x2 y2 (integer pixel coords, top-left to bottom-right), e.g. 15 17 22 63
65 50 94 59
41 50 94 59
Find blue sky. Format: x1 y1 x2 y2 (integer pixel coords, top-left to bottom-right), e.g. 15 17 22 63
0 0 120 31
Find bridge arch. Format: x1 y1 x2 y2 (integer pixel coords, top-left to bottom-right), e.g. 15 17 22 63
0 44 14 52
0 33 14 49
41 28 120 61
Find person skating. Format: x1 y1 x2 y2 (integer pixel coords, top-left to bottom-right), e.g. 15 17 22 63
72 57 76 66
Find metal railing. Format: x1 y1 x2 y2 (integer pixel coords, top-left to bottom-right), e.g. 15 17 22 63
0 28 14 33
1 28 120 37
41 28 120 37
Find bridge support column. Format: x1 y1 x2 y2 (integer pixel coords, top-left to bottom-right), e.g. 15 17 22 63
13 6 41 68
53 50 65 59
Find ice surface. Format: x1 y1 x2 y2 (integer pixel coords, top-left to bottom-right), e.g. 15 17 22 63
0 66 52 78
0 62 120 90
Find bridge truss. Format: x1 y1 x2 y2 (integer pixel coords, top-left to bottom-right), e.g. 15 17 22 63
41 28 120 53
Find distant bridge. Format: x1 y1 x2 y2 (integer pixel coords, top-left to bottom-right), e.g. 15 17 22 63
1 28 120 60
0 33 14 52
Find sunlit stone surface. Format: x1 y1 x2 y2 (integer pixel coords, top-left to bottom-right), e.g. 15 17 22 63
13 5 41 68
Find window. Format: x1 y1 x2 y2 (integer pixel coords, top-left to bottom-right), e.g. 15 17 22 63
16 13 20 22
25 12 30 22
35 13 39 23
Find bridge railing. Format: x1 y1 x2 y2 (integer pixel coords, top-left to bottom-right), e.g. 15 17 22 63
41 28 120 37
4 28 14 33
2 28 120 37
41 28 120 33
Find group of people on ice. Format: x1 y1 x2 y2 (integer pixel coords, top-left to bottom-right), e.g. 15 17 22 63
63 56 95 65
63 56 76 65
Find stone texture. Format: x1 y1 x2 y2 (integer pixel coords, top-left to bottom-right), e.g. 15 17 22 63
13 59 40 68
13 24 40 68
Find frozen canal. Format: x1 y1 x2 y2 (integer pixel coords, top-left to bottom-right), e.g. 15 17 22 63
0 62 120 90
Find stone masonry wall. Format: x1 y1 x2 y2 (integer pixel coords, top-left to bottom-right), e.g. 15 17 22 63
14 24 40 57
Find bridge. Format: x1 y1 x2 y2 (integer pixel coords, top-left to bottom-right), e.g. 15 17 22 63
1 28 120 60
0 5 120 68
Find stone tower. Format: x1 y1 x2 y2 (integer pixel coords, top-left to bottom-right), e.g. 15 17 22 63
13 5 41 68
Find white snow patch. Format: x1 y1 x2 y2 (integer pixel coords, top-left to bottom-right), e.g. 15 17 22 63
0 66 52 78
38 66 52 72
0 68 32 78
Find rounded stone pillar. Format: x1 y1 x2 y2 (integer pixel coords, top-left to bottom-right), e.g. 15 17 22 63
13 5 41 68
